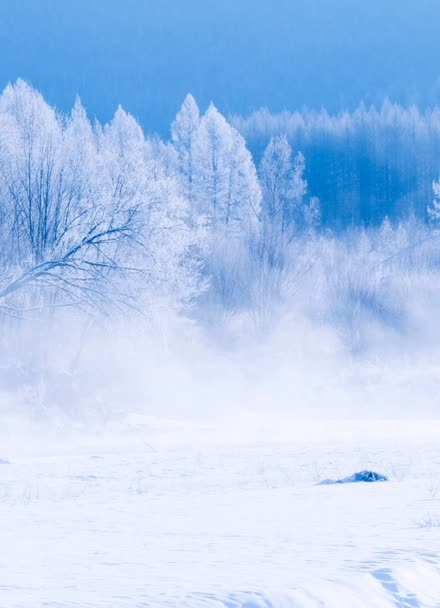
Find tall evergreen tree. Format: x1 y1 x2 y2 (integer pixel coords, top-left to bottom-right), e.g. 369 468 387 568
171 94 201 202
193 103 261 238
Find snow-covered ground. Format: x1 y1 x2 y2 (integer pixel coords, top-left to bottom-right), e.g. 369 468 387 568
1 418 440 607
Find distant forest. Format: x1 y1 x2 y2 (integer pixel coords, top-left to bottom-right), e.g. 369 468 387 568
234 101 440 227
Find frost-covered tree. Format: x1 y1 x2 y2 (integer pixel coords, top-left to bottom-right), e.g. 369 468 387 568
249 136 321 322
192 104 261 235
171 94 200 202
258 137 312 267
0 85 144 314
303 196 321 233
188 104 262 318
260 136 293 224
260 137 303 237
428 180 440 224
0 80 67 265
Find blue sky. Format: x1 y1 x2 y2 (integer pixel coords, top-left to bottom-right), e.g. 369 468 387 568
0 0 439 134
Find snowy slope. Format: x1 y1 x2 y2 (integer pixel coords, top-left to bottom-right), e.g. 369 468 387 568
0 419 440 607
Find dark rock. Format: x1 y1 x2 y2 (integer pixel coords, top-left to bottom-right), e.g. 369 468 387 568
318 470 388 485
